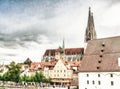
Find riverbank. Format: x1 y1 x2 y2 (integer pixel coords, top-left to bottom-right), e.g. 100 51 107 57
0 86 68 89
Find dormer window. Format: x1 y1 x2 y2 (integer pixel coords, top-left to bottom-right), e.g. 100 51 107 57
100 55 103 58
101 49 104 52
102 43 105 47
98 60 102 63
97 66 100 69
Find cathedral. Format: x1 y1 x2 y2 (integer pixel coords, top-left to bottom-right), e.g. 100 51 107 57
85 7 97 43
42 7 97 62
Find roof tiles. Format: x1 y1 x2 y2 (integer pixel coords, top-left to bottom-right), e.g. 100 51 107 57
79 36 120 72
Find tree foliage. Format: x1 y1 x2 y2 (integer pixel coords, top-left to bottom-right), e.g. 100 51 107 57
0 62 52 84
34 71 45 83
1 61 21 83
44 77 52 83
21 71 45 83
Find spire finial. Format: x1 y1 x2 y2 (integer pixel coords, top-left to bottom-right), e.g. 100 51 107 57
89 7 91 11
62 38 65 48
84 7 97 43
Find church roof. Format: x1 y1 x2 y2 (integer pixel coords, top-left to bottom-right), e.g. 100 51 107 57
43 48 84 56
79 36 120 72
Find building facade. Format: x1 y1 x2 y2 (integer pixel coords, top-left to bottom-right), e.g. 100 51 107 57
42 47 84 62
41 58 80 86
79 36 120 89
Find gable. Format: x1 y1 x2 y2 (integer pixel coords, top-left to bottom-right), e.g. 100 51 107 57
53 60 67 70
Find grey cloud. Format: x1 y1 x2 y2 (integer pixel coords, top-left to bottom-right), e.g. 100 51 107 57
110 0 120 3
0 26 58 48
100 0 120 6
0 0 83 49
0 53 18 56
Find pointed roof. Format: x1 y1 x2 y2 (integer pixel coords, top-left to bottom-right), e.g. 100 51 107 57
79 36 120 72
85 7 97 42
24 58 32 63
62 39 65 49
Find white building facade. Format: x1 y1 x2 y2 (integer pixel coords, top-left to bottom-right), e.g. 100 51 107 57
79 72 120 89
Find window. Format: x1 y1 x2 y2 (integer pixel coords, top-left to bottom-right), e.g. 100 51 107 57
87 74 89 77
57 70 59 72
87 80 89 84
100 55 103 58
97 66 100 69
61 70 62 72
110 74 113 77
92 81 95 84
102 43 105 47
64 70 66 72
98 60 102 63
98 81 101 85
101 49 104 52
98 74 100 77
111 81 114 86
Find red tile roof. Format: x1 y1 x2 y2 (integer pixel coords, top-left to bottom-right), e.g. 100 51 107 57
69 61 81 67
29 62 41 71
29 59 81 71
43 48 84 56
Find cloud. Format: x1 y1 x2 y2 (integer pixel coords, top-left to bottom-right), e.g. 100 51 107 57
0 0 120 64
0 0 85 49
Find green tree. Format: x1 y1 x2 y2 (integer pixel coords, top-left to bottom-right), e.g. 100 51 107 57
35 71 45 83
0 73 9 85
6 61 21 83
30 75 35 82
44 77 52 83
44 77 52 86
21 74 35 83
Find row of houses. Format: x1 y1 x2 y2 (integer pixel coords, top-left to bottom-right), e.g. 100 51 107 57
21 52 81 86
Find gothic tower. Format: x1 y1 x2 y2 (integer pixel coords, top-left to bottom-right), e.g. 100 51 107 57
84 7 97 53
85 7 97 43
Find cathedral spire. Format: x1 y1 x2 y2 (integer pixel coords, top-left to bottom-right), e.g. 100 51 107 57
85 7 97 43
62 38 65 49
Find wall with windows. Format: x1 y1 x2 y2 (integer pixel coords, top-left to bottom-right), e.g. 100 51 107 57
42 59 73 79
51 59 73 79
78 72 120 89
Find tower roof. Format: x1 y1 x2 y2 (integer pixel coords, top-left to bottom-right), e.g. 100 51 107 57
85 7 97 42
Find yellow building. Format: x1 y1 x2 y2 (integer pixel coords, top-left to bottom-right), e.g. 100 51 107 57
50 59 73 86
42 57 80 86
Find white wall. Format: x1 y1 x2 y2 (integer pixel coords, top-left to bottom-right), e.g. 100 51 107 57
78 72 120 89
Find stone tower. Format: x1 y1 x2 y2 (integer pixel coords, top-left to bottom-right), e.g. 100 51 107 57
85 7 97 43
84 7 97 53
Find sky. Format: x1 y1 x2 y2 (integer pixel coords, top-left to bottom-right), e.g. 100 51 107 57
0 0 120 64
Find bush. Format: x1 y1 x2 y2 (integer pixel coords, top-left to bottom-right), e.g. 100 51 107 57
68 86 70 89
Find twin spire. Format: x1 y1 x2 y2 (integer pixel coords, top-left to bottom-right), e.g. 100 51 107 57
85 7 97 42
